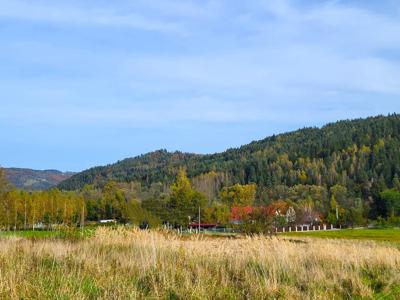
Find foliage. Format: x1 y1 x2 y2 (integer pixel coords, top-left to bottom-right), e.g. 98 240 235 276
380 189 400 217
4 114 400 229
239 208 273 234
57 114 400 224
220 183 256 206
3 168 75 191
202 202 230 224
167 169 207 227
372 216 400 228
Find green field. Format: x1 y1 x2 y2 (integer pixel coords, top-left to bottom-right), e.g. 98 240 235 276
283 228 400 243
3 228 400 243
0 230 60 238
0 229 95 239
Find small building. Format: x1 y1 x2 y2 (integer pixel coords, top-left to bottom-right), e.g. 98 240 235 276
99 219 117 224
188 223 217 230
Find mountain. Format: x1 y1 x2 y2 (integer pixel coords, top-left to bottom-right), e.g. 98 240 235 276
5 168 76 191
58 114 400 202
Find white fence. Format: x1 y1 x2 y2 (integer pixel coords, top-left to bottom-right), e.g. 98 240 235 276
276 224 341 233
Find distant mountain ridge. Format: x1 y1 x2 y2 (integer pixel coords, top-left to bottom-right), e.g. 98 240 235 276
5 168 76 190
58 114 400 195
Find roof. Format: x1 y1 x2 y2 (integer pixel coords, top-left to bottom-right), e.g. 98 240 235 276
188 223 217 228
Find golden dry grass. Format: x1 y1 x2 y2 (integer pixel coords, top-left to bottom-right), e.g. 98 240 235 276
0 228 399 299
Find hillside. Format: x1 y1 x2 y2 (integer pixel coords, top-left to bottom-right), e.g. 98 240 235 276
59 114 400 194
5 168 75 190
58 151 200 191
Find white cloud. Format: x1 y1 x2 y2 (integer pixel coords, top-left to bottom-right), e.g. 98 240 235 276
2 0 400 170
0 96 270 126
132 0 222 19
0 0 185 34
1 0 400 126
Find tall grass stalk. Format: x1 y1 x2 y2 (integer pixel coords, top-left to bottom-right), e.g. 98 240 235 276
0 227 398 299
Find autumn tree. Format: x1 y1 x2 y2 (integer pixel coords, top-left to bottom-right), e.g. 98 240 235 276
168 169 206 226
220 183 257 207
101 181 129 222
202 202 230 224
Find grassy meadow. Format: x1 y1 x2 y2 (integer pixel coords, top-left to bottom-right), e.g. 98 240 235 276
0 228 399 299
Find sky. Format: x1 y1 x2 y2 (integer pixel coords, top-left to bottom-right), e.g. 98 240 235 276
1 0 400 172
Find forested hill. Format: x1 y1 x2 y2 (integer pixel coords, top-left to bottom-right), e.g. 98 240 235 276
5 168 75 191
58 114 400 199
58 151 201 191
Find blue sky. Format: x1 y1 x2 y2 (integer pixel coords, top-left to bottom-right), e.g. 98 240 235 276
1 0 399 171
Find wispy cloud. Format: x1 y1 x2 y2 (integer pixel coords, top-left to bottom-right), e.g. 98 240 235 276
0 0 185 34
1 0 400 169
0 97 266 126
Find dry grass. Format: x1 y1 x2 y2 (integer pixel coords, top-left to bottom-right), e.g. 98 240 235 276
0 228 399 299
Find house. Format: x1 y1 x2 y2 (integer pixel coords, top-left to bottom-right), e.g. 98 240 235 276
230 200 325 228
188 223 217 230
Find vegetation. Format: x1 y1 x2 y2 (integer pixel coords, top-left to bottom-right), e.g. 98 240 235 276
4 168 75 191
0 168 86 230
0 228 94 240
0 227 398 299
2 115 400 232
283 228 400 244
57 114 400 225
1 114 400 298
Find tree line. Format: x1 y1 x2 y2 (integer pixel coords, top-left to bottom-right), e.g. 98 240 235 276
1 165 399 232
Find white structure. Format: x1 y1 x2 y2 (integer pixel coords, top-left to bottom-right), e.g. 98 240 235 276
99 219 116 224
